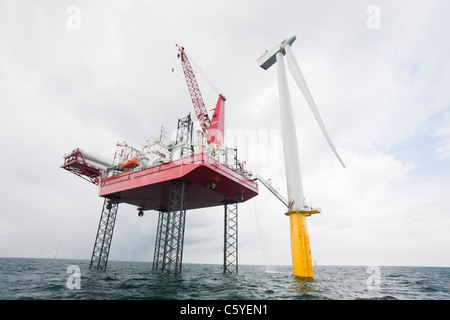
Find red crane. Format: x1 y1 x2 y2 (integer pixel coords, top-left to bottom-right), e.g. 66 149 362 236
176 45 226 145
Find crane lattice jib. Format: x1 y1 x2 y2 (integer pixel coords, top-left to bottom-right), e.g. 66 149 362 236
178 47 211 133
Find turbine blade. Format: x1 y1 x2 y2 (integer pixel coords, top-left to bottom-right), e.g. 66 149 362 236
285 45 346 168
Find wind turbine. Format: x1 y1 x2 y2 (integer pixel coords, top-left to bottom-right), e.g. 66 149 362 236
54 240 62 259
257 35 345 277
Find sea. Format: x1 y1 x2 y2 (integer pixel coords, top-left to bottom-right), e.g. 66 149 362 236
1 258 449 305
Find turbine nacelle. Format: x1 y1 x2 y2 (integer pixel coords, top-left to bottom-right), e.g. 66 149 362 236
257 35 296 70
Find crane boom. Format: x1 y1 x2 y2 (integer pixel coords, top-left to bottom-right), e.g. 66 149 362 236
177 45 226 145
177 45 211 133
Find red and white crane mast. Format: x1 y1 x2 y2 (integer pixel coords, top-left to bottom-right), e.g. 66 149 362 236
176 45 226 145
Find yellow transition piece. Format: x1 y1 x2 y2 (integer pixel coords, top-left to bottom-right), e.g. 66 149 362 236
285 210 319 278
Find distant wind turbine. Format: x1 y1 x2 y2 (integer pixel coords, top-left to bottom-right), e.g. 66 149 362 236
54 241 62 259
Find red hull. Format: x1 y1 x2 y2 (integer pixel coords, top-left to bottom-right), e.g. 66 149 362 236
99 152 258 211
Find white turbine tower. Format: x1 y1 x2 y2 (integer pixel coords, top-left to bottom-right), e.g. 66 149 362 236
258 35 345 277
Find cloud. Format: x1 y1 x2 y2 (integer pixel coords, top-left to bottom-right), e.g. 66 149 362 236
434 112 450 160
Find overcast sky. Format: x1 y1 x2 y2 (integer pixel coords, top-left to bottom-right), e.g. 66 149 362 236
1 0 449 268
